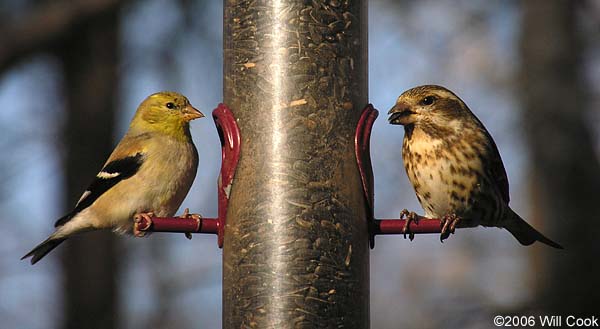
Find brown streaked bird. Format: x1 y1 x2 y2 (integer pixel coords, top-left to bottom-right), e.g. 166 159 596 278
388 85 562 248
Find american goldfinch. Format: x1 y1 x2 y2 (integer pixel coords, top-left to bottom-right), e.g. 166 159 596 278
22 91 204 264
388 85 562 248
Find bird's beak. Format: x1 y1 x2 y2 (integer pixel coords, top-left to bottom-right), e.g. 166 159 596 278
388 101 415 125
182 105 204 121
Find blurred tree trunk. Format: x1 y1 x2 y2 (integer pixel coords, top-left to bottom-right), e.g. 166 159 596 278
519 0 600 315
59 7 122 329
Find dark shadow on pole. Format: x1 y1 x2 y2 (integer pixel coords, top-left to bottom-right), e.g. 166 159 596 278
223 1 369 328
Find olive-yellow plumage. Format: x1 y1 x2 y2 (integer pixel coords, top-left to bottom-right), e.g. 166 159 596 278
22 91 204 264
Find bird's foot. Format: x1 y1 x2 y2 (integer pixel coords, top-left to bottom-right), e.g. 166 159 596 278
440 213 460 242
178 208 202 240
400 209 419 241
133 212 154 237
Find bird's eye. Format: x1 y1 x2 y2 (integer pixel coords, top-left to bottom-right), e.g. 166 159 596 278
166 102 175 109
420 96 436 106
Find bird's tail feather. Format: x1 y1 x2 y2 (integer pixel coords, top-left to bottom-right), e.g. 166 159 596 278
21 237 66 265
505 210 563 249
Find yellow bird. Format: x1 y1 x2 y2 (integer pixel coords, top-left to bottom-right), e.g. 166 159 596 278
23 91 204 264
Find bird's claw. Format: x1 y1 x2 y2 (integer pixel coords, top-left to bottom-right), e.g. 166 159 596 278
179 208 202 240
400 209 419 241
440 213 460 242
133 212 154 237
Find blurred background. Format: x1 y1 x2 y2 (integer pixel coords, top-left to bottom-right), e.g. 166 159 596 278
0 0 598 328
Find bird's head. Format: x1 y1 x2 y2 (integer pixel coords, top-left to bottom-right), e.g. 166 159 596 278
388 85 471 132
132 91 204 138
138 91 204 123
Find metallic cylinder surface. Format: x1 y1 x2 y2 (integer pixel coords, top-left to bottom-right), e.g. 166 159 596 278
223 1 369 328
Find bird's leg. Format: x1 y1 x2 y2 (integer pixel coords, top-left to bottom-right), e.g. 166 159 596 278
133 212 154 237
178 208 202 240
400 209 419 241
440 213 460 242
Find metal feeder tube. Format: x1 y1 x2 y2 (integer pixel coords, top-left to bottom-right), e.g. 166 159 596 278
223 1 369 328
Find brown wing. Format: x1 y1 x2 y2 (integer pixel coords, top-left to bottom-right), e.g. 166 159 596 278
479 126 510 203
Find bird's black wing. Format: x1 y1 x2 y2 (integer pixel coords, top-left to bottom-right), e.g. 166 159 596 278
54 153 145 227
